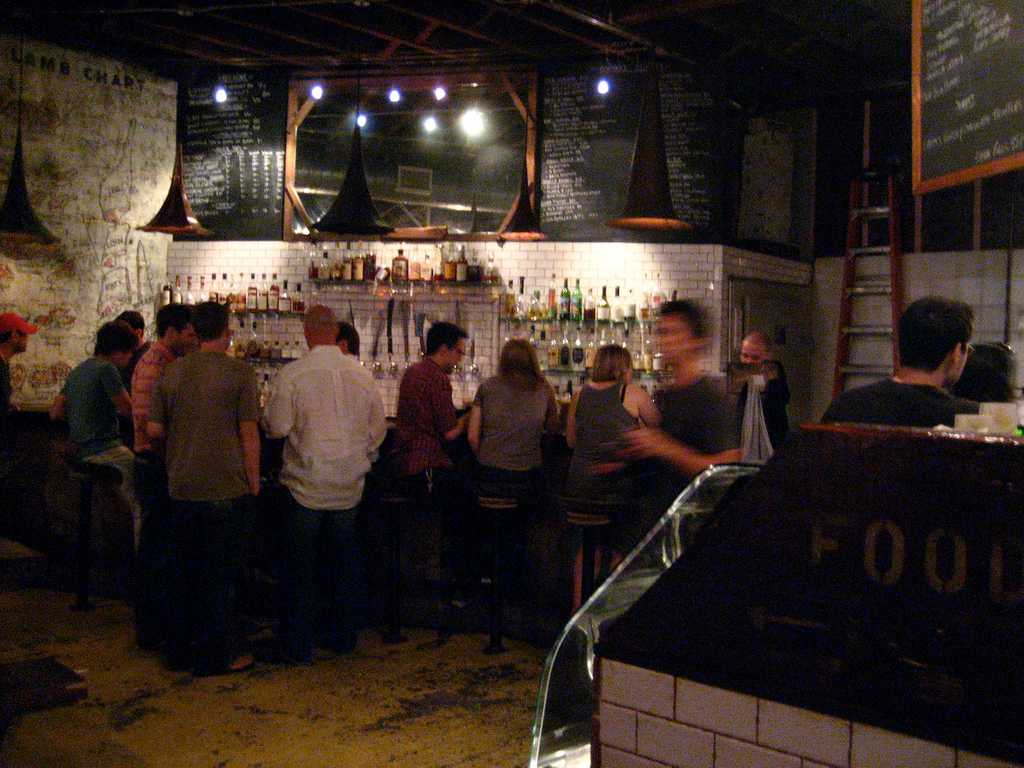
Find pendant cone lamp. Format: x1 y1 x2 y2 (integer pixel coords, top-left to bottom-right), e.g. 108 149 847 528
497 151 545 241
0 36 58 247
607 65 691 232
313 108 392 238
138 144 211 236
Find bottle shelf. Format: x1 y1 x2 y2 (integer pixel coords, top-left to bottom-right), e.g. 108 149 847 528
241 356 294 366
504 316 648 327
231 309 307 318
541 366 666 380
311 278 502 298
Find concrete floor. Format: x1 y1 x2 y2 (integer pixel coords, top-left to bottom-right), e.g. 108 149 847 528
0 589 546 768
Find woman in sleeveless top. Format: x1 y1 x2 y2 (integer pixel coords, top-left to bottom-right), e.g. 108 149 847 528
564 346 659 608
565 345 659 501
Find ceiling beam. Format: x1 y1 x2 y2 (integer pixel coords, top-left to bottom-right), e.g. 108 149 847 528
135 19 311 66
617 0 745 25
380 1 541 60
292 7 456 61
475 0 621 57
205 11 357 61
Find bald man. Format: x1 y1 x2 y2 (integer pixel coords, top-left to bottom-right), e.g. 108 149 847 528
737 331 790 449
262 305 386 662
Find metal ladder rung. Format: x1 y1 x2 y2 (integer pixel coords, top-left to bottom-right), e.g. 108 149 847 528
850 206 890 220
840 365 892 375
842 325 892 335
850 245 892 256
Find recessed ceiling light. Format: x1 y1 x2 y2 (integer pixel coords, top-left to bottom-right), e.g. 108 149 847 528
422 115 438 133
310 84 324 100
596 78 610 95
433 86 447 101
356 113 368 128
213 85 228 103
388 88 401 103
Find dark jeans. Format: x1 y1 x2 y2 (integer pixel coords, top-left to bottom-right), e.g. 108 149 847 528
167 497 246 675
278 492 364 662
133 453 172 648
475 465 542 599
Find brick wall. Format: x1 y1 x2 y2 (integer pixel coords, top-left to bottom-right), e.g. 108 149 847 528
596 659 1019 768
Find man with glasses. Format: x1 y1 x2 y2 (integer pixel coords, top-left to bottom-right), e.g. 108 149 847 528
391 321 476 607
823 296 980 428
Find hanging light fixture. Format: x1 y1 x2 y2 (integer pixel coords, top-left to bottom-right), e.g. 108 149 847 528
313 81 392 238
0 35 58 247
498 151 545 242
138 144 211 236
607 64 691 231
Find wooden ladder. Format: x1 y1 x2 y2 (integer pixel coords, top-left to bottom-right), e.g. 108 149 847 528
832 169 905 398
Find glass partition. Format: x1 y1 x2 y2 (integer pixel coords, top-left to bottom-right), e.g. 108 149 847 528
528 464 760 768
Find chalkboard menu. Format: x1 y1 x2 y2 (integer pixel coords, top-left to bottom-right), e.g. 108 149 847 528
913 0 1024 193
540 64 728 241
181 71 287 240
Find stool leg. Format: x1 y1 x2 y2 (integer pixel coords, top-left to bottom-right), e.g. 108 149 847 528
580 527 597 606
484 506 506 655
383 500 406 644
71 480 94 611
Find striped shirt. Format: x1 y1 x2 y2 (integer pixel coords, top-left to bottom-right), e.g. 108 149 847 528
130 341 177 453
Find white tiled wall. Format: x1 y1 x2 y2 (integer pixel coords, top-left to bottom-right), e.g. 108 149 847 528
166 239 810 413
597 659 1021 768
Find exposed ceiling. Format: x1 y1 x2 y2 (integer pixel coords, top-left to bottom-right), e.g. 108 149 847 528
4 0 912 112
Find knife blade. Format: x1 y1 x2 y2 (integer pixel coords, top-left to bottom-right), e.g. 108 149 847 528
348 300 356 326
386 297 395 356
371 308 384 360
400 299 410 360
414 312 426 357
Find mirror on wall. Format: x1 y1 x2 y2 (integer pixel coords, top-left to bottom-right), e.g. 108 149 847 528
288 73 532 238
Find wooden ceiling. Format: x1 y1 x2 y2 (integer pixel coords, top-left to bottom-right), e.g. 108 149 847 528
4 0 911 111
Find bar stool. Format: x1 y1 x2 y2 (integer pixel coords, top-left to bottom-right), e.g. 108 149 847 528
372 473 418 645
67 459 123 611
476 494 519 655
557 495 632 610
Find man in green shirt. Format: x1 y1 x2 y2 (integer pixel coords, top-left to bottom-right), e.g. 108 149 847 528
50 321 141 549
147 301 259 676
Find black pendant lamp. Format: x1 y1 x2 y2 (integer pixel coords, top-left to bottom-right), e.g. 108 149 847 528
607 65 691 231
313 86 392 238
498 151 545 241
138 144 211 236
0 36 58 247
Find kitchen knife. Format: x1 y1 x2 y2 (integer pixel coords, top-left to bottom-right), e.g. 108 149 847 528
386 297 395 357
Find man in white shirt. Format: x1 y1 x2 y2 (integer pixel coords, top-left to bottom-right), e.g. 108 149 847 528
262 305 386 662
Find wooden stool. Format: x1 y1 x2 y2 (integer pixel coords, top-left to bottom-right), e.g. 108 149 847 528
375 477 418 645
557 496 631 610
67 460 123 611
477 495 519 655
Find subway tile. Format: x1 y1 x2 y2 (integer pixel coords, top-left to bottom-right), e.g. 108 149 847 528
675 679 757 742
715 735 800 768
637 713 713 768
603 661 675 718
957 751 1023 768
600 701 638 752
758 700 849 768
850 724 953 768
603 746 673 768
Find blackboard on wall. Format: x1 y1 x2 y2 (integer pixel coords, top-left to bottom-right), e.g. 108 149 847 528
181 71 287 240
913 0 1024 194
539 64 731 242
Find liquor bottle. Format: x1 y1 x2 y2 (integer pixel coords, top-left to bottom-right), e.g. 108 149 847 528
205 274 214 303
515 277 527 320
341 253 352 281
597 286 611 322
222 274 231 305
467 252 482 283
247 318 260 358
409 256 422 282
503 280 517 319
272 339 283 360
456 246 468 283
259 374 271 410
487 253 499 284
559 278 571 321
572 325 585 371
612 286 624 323
308 252 319 280
365 252 377 279
352 252 364 282
559 324 571 368
236 274 247 313
332 252 343 281
293 283 305 314
392 248 409 281
161 282 172 307
185 275 195 305
625 288 637 322
642 327 654 372
584 288 596 324
527 290 544 322
651 273 666 312
422 248 435 282
279 280 291 313
584 327 597 370
170 275 182 304
547 273 558 320
258 274 270 311
269 274 280 312
571 278 583 323
321 250 331 281
532 326 544 370
547 326 560 369
246 274 258 311
443 248 458 281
